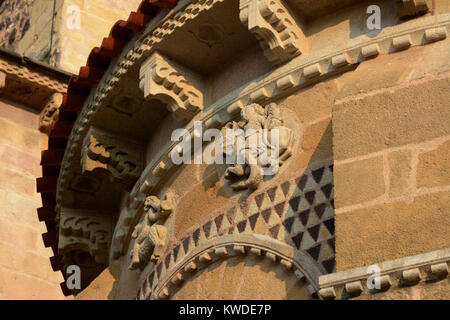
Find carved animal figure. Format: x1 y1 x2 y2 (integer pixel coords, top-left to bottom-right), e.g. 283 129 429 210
222 102 294 191
129 192 175 270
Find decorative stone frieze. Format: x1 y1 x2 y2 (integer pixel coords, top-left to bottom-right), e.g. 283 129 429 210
239 0 307 66
39 93 64 135
318 248 450 300
58 208 113 266
81 127 144 191
396 0 431 20
221 102 294 191
129 191 176 270
0 58 68 93
139 51 204 122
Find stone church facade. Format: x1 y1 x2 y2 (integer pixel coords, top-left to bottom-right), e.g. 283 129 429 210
0 0 448 300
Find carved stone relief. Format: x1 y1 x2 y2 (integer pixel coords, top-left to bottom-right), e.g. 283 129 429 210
129 191 176 270
239 0 307 66
58 208 113 266
139 51 204 122
39 93 63 135
81 127 144 191
221 102 294 191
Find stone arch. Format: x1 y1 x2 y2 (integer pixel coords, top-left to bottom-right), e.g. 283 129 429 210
136 233 323 300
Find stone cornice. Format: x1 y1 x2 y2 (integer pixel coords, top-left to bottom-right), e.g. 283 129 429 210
0 56 68 94
319 248 450 300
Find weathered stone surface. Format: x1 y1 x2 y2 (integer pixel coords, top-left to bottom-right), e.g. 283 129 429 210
75 268 116 300
336 46 426 101
417 140 450 188
388 149 413 197
336 191 450 271
334 156 385 208
0 118 41 154
0 218 40 251
280 80 338 124
333 77 450 160
174 172 233 240
0 267 66 300
0 166 38 198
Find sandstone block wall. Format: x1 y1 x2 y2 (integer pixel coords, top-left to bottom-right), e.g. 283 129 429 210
332 42 450 271
56 0 142 73
0 98 67 299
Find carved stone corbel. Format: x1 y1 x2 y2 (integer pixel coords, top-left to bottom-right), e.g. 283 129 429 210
395 0 431 19
81 127 144 191
139 51 204 122
39 93 63 135
58 208 113 266
239 0 307 66
129 191 176 270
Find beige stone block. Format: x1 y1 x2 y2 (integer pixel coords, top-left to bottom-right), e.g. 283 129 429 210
301 118 333 159
0 218 40 251
434 0 450 14
0 190 43 229
0 166 39 198
0 242 59 284
195 261 227 300
174 172 236 240
410 40 450 80
335 191 450 271
216 257 246 299
0 267 65 300
333 77 450 160
417 140 450 188
75 268 116 300
388 149 413 197
334 156 385 208
279 79 337 124
0 100 38 130
285 118 332 176
0 118 41 153
336 46 425 100
0 144 41 177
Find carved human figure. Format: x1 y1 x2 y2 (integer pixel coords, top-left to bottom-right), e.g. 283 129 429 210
39 93 63 134
222 102 294 191
129 192 175 270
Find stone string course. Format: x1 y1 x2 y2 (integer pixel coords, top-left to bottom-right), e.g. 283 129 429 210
0 59 68 93
319 248 450 300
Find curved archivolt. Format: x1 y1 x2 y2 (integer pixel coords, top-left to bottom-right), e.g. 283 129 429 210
136 234 323 300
